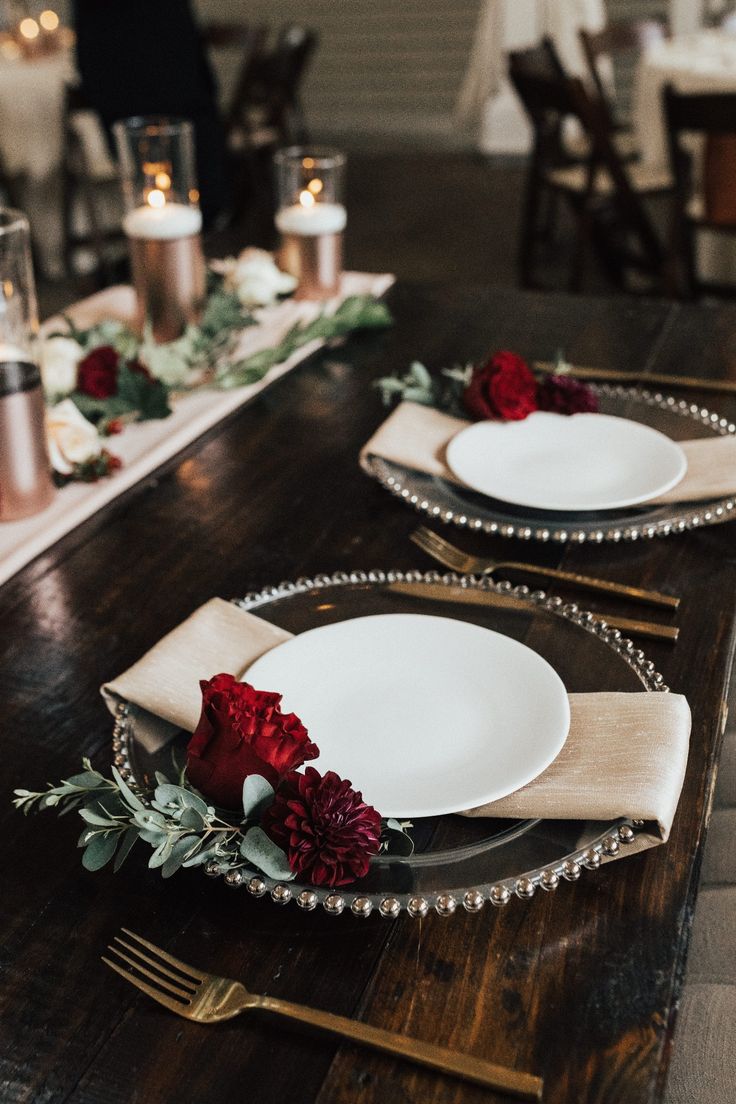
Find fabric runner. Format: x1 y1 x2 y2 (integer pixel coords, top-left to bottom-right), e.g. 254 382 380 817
102 598 691 853
360 400 736 505
0 273 393 589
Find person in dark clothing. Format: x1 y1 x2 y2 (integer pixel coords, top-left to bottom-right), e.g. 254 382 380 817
72 0 228 227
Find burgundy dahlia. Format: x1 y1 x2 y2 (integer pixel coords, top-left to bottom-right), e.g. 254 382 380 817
262 766 382 887
537 374 598 416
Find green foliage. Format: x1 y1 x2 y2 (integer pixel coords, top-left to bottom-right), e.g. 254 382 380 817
14 756 413 884
374 360 473 417
216 295 393 390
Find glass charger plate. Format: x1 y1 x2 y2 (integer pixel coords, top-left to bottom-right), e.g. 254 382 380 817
115 571 666 918
363 386 736 543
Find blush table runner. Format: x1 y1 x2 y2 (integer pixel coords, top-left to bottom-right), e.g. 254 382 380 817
0 274 393 588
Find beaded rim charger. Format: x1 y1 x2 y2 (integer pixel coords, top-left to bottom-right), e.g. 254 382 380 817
364 386 736 543
113 570 663 918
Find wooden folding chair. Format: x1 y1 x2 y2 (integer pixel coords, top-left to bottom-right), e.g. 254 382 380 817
664 84 736 299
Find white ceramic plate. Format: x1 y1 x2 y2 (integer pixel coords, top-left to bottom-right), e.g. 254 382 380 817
445 412 688 511
245 613 570 818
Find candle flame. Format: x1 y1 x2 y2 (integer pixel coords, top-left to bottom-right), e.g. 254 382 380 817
39 10 59 31
299 189 315 209
307 178 323 195
19 17 40 39
155 171 171 191
147 189 166 209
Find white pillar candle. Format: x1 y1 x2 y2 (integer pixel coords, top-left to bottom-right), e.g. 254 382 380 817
123 202 203 240
275 201 347 237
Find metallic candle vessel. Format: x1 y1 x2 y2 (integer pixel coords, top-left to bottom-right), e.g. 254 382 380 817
125 216 206 343
114 117 206 343
0 359 54 521
274 147 346 300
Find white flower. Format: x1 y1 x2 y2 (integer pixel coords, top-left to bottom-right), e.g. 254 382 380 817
45 399 102 475
221 248 297 308
40 336 84 399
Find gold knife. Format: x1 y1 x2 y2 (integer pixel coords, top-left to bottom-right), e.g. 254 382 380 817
534 359 736 397
388 582 679 643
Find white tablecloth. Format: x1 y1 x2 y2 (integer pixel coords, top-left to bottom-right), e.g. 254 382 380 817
633 30 736 285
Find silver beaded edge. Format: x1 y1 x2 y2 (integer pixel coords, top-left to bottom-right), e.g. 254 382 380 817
113 570 664 917
365 386 736 543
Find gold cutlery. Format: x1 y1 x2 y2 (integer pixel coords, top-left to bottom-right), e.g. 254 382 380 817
103 929 543 1100
411 526 680 611
534 359 736 396
389 581 679 643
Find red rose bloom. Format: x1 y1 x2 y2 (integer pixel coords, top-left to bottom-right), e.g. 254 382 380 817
76 345 119 398
263 766 381 887
537 374 599 416
464 350 538 421
186 674 319 809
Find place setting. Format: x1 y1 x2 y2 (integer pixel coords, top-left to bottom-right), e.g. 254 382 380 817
16 570 691 925
361 352 736 543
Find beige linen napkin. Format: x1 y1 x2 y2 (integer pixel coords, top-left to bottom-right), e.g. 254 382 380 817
360 401 736 505
101 599 691 848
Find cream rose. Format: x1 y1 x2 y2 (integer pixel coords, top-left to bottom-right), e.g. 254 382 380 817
45 399 102 475
40 336 84 398
219 248 297 308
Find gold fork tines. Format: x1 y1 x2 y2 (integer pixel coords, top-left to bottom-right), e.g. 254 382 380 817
103 929 543 1100
411 527 680 611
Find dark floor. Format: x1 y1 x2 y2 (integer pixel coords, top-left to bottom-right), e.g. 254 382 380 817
37 150 625 319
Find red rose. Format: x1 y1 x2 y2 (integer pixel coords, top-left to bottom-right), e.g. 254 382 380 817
464 350 538 421
262 766 382 887
537 374 599 416
186 674 319 809
77 345 119 398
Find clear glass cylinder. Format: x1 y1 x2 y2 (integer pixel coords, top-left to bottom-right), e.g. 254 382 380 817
0 208 54 520
274 147 346 299
113 117 205 342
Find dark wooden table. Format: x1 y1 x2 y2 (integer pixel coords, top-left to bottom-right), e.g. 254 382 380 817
2 284 735 1104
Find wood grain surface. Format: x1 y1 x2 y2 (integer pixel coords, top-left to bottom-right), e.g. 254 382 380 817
1 284 735 1104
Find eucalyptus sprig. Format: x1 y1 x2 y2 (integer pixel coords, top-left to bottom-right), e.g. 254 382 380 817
14 757 415 881
14 760 293 881
215 294 393 389
374 360 472 417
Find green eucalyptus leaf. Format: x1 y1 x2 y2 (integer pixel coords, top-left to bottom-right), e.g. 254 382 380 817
161 835 198 878
82 831 119 871
66 770 105 789
178 806 205 831
112 766 146 811
240 827 294 881
113 827 139 872
79 807 117 827
154 771 172 786
148 835 175 869
242 775 275 820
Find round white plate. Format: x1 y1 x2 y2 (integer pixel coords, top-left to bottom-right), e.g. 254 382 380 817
445 412 688 511
245 613 570 818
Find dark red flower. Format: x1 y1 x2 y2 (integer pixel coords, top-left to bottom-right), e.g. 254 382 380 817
186 674 319 809
76 345 119 398
464 350 538 421
537 374 599 416
262 766 382 887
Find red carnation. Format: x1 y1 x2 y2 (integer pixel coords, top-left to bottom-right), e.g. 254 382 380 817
186 674 319 809
262 766 382 887
77 345 119 398
537 374 599 416
464 350 538 421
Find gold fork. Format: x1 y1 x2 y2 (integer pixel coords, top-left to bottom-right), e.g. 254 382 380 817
103 929 543 1101
411 526 679 611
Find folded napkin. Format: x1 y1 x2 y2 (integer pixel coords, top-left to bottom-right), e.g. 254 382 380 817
102 599 691 851
360 401 736 506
